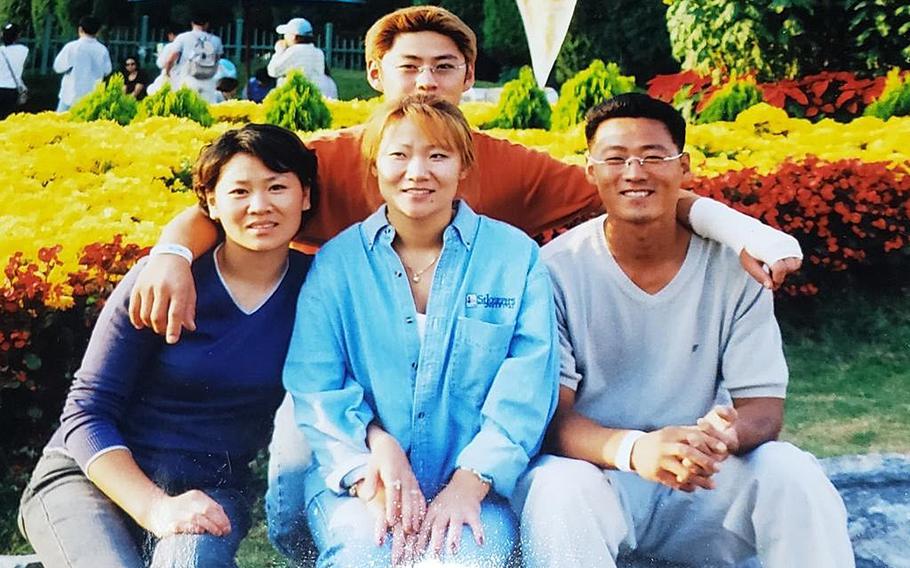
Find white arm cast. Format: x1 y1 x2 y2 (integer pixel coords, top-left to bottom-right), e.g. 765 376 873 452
689 198 803 264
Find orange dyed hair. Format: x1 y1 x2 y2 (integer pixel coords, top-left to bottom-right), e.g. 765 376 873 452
361 94 476 177
364 5 477 66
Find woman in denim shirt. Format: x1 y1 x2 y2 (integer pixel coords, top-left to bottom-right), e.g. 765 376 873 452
282 95 560 567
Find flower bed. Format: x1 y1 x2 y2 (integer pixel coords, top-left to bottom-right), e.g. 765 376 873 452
1 103 907 445
647 70 895 122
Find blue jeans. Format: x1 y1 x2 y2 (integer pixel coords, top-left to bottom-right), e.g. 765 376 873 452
266 395 519 566
265 394 318 564
19 452 252 568
307 486 518 568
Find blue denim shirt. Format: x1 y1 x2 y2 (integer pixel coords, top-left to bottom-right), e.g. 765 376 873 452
283 202 559 500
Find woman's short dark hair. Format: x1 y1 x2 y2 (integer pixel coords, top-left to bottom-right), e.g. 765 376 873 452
192 124 318 225
2 22 21 45
585 93 687 153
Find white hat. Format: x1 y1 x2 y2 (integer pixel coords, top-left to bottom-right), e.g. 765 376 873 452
276 17 313 36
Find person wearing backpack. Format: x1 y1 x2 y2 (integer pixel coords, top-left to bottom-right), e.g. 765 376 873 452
164 13 223 103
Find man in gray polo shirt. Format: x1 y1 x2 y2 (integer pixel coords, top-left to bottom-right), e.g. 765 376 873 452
513 93 854 567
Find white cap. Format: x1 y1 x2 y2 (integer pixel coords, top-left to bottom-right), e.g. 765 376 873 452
276 17 313 36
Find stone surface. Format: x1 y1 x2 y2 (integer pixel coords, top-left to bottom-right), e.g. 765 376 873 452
2 454 908 567
822 453 910 568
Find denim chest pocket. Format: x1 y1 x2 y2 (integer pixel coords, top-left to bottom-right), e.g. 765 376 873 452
449 316 514 407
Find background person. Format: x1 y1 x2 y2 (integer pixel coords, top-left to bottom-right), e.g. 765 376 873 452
147 24 178 96
283 94 558 566
244 66 275 103
0 22 28 119
513 93 854 568
52 15 111 112
164 13 223 103
213 57 238 102
121 55 147 100
17 124 317 567
267 17 326 88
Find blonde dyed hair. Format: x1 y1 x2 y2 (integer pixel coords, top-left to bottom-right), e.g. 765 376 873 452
361 94 476 181
364 5 477 66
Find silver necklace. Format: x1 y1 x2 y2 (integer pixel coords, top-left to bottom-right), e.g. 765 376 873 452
405 254 439 283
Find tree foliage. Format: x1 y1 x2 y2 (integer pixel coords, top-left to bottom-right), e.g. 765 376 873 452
666 0 815 81
481 0 530 78
554 0 677 86
0 0 31 32
847 0 910 73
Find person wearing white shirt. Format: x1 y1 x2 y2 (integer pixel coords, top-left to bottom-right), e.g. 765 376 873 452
53 15 112 112
0 22 28 118
164 14 223 104
267 17 337 99
146 26 178 96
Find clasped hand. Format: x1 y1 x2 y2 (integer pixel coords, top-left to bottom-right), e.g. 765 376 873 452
629 405 739 492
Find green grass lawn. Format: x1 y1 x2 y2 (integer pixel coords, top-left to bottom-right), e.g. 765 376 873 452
3 286 907 562
778 285 910 457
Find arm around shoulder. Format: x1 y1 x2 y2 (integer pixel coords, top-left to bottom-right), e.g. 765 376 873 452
126 205 217 341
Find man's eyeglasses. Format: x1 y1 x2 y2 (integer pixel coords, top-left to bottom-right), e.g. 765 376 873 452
588 152 685 169
396 62 467 77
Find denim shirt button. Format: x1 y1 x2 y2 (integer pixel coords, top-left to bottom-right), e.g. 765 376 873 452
417 411 426 420
410 361 418 370
405 316 414 324
395 271 403 278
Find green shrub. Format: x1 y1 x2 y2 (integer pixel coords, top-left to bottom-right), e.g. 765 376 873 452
262 71 332 132
69 74 138 126
696 77 764 123
482 66 551 130
552 60 636 130
865 68 910 119
135 83 213 126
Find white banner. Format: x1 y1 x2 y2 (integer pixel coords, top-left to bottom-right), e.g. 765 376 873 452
515 0 578 87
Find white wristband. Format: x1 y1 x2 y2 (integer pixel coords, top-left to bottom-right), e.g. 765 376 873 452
150 243 193 264
614 430 646 473
688 198 803 265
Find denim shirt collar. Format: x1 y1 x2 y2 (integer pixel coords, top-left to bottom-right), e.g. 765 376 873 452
361 200 479 251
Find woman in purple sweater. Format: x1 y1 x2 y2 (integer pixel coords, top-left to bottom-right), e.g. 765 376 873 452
18 124 316 568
